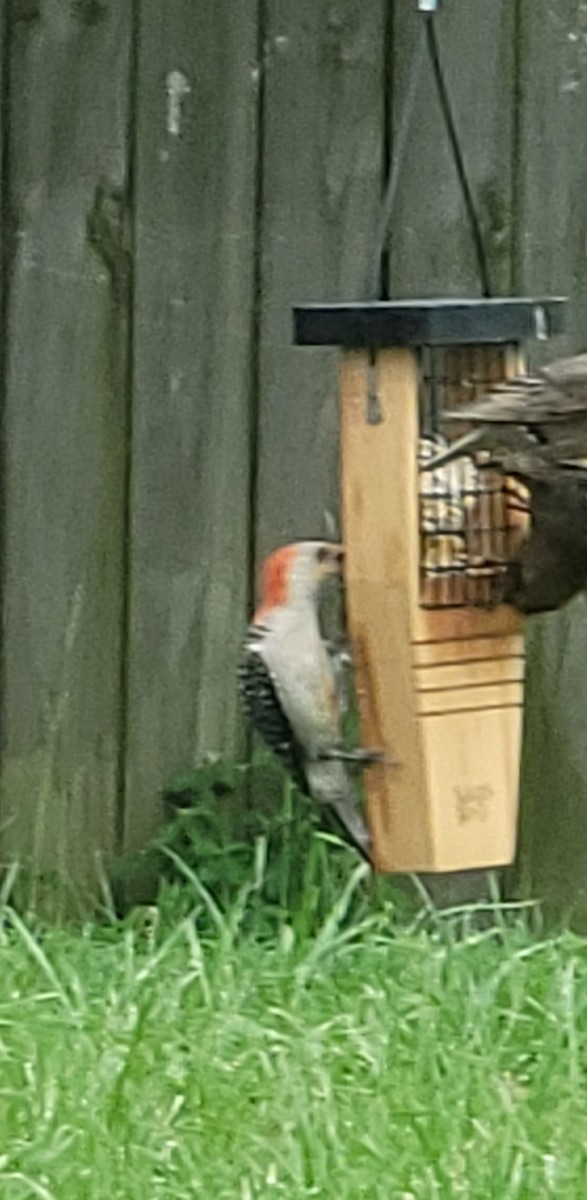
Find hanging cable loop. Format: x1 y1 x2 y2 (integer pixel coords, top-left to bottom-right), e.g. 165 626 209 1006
425 19 491 297
366 6 492 301
365 21 428 298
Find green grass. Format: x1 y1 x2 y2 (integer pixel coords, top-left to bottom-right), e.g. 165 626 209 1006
0 868 586 1199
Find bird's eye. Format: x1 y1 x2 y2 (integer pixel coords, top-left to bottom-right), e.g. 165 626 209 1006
316 546 330 564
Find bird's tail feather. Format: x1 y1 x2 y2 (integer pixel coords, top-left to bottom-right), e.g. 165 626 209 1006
305 760 372 863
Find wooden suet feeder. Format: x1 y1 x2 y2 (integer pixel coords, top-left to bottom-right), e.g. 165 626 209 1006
294 298 566 873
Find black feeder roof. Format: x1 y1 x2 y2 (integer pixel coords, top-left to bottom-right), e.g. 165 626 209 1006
293 298 566 348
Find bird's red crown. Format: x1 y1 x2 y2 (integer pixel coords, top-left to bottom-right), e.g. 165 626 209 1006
254 544 299 622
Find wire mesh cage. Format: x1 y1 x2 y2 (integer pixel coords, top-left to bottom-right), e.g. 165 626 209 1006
417 345 528 610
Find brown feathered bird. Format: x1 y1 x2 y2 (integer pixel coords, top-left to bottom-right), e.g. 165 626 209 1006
496 462 587 615
423 352 587 472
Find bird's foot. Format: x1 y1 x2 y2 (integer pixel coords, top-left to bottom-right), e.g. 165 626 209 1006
324 637 352 662
320 747 397 768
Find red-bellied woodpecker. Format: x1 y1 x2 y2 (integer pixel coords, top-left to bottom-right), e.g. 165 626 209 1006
238 541 375 861
422 352 587 472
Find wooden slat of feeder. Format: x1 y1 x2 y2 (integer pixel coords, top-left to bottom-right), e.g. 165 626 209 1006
341 347 524 873
412 604 523 644
415 656 525 692
417 683 522 717
341 349 432 868
413 635 524 668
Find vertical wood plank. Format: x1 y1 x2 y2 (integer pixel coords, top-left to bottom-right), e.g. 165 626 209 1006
341 349 432 870
1 0 132 902
388 0 516 297
513 1 587 357
255 0 387 561
124 0 259 869
515 0 587 926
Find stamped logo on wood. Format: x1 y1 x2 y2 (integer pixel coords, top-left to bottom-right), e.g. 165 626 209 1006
454 785 493 824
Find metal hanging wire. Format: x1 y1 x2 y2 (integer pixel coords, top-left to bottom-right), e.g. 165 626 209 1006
365 2 491 301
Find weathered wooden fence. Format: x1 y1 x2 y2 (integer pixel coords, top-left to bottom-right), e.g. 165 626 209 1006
1 0 587 913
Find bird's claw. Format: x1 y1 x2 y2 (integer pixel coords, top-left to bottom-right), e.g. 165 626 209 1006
320 747 397 769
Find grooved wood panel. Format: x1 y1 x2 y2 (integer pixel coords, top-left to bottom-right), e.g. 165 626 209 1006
413 636 524 668
415 657 525 692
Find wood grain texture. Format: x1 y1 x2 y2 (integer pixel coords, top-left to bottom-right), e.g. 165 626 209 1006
123 0 259 871
388 0 516 297
413 606 524 646
255 0 386 561
415 657 525 692
421 706 521 871
417 687 522 718
341 349 432 870
0 0 132 898
342 348 522 873
515 1 587 926
413 636 524 667
513 1 587 358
